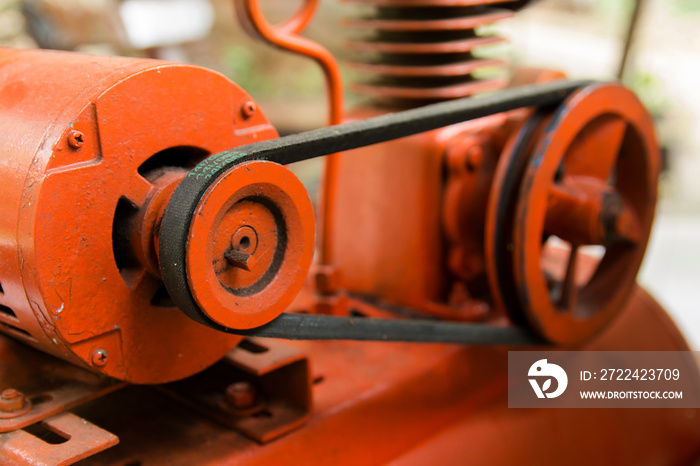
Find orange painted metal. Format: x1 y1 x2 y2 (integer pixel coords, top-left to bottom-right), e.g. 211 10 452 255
161 337 311 444
0 0 696 462
0 335 123 433
325 109 520 321
186 161 315 329
325 81 525 321
234 0 343 126
442 115 512 285
325 115 457 315
234 0 344 268
343 0 514 103
322 0 526 323
0 412 119 465
0 48 279 384
511 84 659 344
59 286 700 465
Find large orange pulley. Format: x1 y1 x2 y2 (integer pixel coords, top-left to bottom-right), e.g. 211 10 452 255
487 83 660 344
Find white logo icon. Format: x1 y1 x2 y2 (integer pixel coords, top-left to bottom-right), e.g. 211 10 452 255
528 359 568 399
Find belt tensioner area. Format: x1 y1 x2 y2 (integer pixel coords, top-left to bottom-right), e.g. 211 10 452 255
0 48 658 385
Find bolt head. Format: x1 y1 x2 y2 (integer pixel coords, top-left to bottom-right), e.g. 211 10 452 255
1 389 18 399
0 389 25 412
241 101 257 119
91 349 108 367
225 381 256 409
67 130 84 149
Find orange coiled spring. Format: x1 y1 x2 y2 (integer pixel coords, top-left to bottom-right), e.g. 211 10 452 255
343 0 521 106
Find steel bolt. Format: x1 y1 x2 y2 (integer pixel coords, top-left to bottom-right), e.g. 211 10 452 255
91 348 108 367
67 130 84 149
0 389 26 412
241 101 257 119
225 381 257 409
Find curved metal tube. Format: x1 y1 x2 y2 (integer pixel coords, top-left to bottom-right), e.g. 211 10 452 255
234 0 344 266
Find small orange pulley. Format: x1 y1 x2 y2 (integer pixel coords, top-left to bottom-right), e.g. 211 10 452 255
181 160 316 330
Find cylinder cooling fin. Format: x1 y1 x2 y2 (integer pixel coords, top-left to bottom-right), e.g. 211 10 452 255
343 0 532 105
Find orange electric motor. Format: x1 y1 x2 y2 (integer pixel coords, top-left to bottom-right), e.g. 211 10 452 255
0 48 314 384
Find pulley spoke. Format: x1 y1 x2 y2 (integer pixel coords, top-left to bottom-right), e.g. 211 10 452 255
556 244 580 311
564 117 627 183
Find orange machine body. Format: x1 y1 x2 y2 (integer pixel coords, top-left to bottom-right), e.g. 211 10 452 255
43 287 700 465
0 0 698 463
324 110 514 322
0 48 278 384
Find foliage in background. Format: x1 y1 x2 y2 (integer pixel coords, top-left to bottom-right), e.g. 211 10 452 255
222 43 325 101
623 71 671 118
673 0 700 13
594 0 634 16
222 44 269 96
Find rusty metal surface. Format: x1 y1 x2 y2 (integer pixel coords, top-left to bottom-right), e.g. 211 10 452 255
0 332 123 433
160 338 311 443
0 412 118 466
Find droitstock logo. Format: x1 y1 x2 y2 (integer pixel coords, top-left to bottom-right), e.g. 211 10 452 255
528 359 568 399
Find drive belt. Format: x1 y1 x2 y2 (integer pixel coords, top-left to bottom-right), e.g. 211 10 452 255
160 79 591 346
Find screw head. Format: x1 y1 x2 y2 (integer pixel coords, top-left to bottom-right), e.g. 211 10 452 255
225 381 256 409
91 348 108 367
241 101 257 119
67 130 84 149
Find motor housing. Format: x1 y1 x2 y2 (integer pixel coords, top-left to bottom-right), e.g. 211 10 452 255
0 48 278 384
